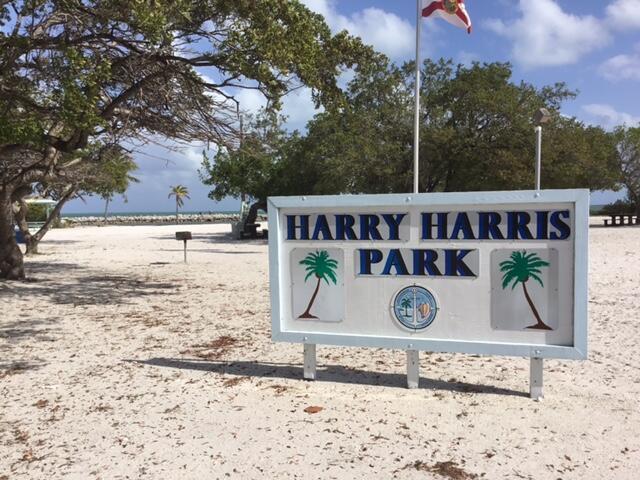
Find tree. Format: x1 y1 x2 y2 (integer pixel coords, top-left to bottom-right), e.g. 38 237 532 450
200 111 322 228
203 59 621 209
302 59 624 194
614 126 640 216
0 0 373 280
168 185 190 222
298 250 338 319
400 298 412 317
499 251 551 331
85 150 139 223
13 144 138 255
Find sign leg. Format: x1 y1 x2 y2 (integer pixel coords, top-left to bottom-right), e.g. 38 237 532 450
407 349 419 389
530 357 543 400
183 239 187 263
303 343 316 381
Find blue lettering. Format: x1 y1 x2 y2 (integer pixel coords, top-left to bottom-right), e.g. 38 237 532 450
381 213 406 241
444 249 475 277
359 215 383 240
335 214 357 240
550 210 571 240
422 212 448 240
286 215 309 240
358 249 383 275
536 211 549 240
450 212 476 240
381 249 409 275
478 212 504 240
412 250 442 276
506 212 533 240
311 215 333 240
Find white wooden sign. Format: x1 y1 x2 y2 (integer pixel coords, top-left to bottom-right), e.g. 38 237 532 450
268 190 588 395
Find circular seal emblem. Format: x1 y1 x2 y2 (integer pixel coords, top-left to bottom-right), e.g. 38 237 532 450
392 285 438 330
444 0 459 14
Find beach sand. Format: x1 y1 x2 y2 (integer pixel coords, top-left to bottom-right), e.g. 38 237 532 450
1 221 639 479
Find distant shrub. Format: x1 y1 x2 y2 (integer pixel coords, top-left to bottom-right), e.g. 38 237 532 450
601 199 636 215
25 203 48 222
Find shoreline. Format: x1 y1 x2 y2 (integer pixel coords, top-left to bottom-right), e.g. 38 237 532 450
59 213 265 227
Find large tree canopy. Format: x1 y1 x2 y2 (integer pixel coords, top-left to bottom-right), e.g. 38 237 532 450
0 0 374 279
614 126 640 216
202 59 621 205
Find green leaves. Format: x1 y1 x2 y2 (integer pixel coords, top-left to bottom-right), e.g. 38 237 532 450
613 126 640 215
300 250 338 285
499 251 549 290
169 185 190 209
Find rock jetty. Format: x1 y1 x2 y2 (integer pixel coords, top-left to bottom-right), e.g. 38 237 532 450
63 213 244 227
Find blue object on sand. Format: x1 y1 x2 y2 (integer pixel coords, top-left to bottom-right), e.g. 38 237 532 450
14 226 25 244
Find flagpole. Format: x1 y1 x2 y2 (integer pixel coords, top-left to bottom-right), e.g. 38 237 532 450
413 0 421 195
408 0 422 391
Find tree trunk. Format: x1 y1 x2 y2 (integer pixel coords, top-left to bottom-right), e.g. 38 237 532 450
0 187 24 280
299 276 321 319
14 200 37 255
522 281 552 330
176 200 179 223
103 197 110 223
241 199 268 238
16 187 76 257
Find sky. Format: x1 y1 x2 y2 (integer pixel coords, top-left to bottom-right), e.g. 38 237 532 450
63 0 640 214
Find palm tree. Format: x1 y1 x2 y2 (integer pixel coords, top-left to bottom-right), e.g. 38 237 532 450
168 185 190 222
400 297 412 317
298 250 338 319
499 251 551 330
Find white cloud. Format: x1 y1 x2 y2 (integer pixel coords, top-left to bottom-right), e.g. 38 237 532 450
458 50 480 66
485 0 611 68
599 53 640 80
235 88 268 114
300 0 415 60
582 104 640 129
606 0 640 30
233 86 320 132
280 87 323 131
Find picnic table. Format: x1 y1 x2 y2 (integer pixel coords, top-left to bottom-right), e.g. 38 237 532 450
604 214 639 226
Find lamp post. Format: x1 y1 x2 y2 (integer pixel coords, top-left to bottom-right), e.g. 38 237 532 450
533 108 552 190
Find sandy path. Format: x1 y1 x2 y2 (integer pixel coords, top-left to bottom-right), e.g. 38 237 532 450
1 222 639 479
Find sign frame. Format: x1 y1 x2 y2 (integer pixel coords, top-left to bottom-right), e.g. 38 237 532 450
268 189 588 361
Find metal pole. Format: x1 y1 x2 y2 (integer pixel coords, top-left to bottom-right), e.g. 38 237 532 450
530 357 543 400
535 126 542 190
413 0 421 195
183 239 187 264
303 343 316 380
407 349 419 389
407 2 422 389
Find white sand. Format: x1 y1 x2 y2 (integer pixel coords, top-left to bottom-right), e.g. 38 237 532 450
1 221 639 479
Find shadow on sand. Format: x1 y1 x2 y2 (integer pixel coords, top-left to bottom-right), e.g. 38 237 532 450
149 231 267 246
1 261 177 306
133 357 528 397
0 359 44 378
0 318 58 341
158 248 261 255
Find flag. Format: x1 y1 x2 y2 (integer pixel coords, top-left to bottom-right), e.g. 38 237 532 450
422 0 472 33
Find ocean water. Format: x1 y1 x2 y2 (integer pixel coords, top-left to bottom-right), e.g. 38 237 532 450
61 210 238 218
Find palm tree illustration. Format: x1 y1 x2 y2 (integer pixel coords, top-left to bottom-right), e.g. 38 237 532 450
298 250 338 319
400 298 412 317
500 251 552 330
168 185 190 222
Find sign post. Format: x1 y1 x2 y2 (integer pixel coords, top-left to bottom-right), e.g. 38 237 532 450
175 231 192 263
268 189 588 398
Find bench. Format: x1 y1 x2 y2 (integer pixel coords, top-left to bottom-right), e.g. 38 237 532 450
604 214 639 226
240 223 260 239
